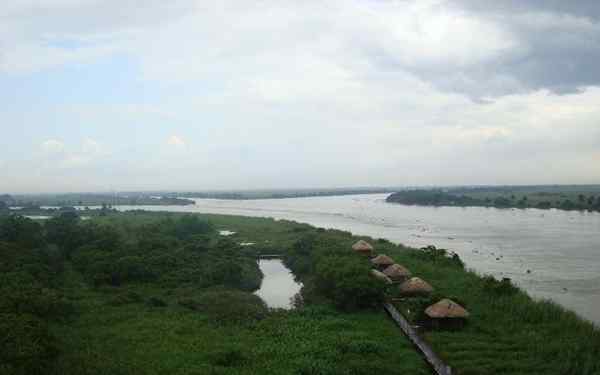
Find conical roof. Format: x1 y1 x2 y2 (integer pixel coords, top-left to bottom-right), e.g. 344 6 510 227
425 299 469 319
370 269 393 284
382 264 411 280
371 254 394 267
352 240 374 253
398 277 434 294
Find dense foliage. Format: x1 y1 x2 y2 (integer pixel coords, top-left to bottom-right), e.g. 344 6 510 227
387 187 600 211
1 211 600 374
0 212 265 374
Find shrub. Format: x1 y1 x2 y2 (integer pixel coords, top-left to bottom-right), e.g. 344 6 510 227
0 313 59 375
314 255 384 310
208 347 247 367
147 297 167 307
482 275 519 296
177 287 268 325
106 291 143 306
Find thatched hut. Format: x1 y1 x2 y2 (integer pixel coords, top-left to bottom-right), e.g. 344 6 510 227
398 277 434 296
352 240 374 256
370 269 393 285
424 298 469 329
371 254 394 270
382 263 412 283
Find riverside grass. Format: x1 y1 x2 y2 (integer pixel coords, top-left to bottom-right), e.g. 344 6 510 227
188 212 600 375
10 211 600 374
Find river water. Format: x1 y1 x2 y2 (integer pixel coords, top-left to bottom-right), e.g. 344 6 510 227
255 259 302 309
109 193 600 325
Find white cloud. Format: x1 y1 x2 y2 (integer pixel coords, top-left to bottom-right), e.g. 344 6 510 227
167 135 186 148
41 139 65 153
82 137 103 154
2 1 600 191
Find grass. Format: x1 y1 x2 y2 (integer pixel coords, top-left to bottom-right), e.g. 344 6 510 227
10 211 600 374
51 284 429 374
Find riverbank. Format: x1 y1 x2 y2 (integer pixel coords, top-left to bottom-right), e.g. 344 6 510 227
2 193 195 207
2 211 599 374
107 194 600 324
386 187 600 212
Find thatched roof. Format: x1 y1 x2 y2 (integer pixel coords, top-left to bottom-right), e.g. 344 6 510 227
398 277 434 295
371 254 394 267
370 269 393 284
382 263 412 280
352 240 374 254
425 299 469 319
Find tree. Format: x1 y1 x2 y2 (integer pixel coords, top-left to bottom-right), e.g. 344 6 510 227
0 313 59 375
314 255 384 310
45 212 84 258
0 215 46 249
0 200 7 210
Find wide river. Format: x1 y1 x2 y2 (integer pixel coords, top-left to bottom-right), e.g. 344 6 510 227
111 193 600 325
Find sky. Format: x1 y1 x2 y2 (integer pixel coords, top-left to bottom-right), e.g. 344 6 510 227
1 0 599 193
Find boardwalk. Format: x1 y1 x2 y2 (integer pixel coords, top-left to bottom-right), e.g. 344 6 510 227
383 302 452 375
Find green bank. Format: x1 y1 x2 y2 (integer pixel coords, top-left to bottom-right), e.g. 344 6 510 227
1 211 599 374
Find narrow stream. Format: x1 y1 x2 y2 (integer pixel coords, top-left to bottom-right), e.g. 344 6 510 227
255 259 302 309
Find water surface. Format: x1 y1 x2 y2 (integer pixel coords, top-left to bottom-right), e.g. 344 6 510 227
255 259 302 309
107 194 600 324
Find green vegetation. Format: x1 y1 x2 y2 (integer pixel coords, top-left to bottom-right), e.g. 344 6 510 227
178 187 396 200
7 193 194 208
0 211 427 374
1 210 599 374
387 186 600 212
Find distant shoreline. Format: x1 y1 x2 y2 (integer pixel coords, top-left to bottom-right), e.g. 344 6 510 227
386 187 600 213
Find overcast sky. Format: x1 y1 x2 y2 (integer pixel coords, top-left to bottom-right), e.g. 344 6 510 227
1 0 599 193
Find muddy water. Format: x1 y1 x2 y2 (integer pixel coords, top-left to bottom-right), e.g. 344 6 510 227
255 259 302 309
109 194 600 324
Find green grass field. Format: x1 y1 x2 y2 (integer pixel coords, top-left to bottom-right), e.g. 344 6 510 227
3 211 600 374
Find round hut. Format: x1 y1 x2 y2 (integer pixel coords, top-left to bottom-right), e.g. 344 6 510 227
352 240 374 256
398 277 434 296
424 298 469 329
382 263 412 283
370 269 393 284
371 254 395 270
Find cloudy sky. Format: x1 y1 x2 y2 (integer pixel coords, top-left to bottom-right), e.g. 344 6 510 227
1 0 599 193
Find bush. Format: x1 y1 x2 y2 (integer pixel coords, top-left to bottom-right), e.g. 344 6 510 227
147 297 167 307
0 272 72 319
0 313 59 375
177 287 268 325
208 347 247 367
419 245 464 268
337 339 383 355
106 291 143 306
0 216 46 249
482 275 519 296
314 255 384 311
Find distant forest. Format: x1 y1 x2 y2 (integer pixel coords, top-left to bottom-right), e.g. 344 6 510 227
0 194 194 208
387 186 600 212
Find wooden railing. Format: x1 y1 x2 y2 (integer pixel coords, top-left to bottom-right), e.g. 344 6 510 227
383 302 452 375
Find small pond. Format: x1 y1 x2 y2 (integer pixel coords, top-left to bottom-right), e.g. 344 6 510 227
255 259 302 309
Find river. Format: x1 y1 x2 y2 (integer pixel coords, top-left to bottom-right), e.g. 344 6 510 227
108 193 600 325
255 259 302 309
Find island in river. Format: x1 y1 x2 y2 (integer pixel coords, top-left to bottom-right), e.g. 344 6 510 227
1 193 195 208
386 185 600 212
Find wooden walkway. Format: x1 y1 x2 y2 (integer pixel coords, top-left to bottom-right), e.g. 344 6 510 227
383 302 452 375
